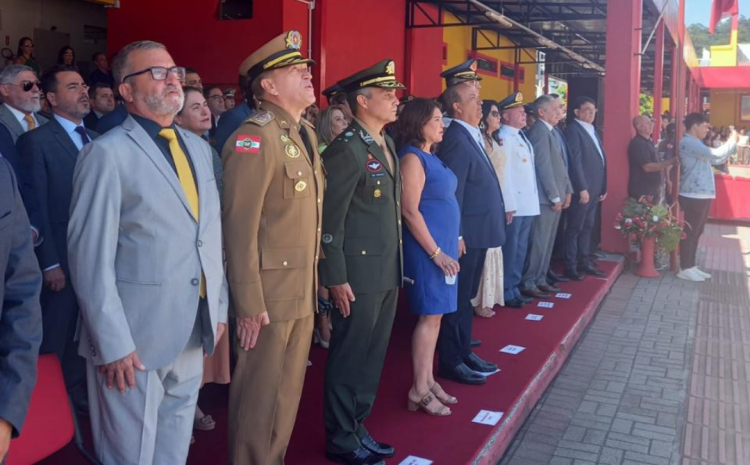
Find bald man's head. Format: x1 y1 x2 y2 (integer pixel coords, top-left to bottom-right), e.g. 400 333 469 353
633 115 653 138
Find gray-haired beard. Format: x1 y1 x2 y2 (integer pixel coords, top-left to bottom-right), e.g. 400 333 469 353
137 84 184 117
20 98 42 113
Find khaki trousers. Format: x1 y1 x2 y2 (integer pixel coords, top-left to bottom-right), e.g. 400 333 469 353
228 314 313 465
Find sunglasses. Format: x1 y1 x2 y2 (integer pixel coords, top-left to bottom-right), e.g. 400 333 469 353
15 80 41 92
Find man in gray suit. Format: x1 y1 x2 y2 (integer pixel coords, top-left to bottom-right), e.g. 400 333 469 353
0 65 49 144
522 95 573 297
67 41 228 465
0 157 42 464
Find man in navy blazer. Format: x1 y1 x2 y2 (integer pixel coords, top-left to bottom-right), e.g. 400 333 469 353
0 156 42 464
436 61 505 386
17 65 98 413
563 96 607 279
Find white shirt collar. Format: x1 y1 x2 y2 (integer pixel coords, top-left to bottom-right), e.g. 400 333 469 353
540 119 554 131
575 118 604 159
4 103 38 131
576 118 595 133
453 118 481 138
501 124 520 135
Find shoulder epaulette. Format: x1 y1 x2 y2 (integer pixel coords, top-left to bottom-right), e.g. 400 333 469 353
301 118 316 130
245 110 275 127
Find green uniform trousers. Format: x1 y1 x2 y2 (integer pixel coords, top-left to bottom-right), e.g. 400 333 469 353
323 288 399 453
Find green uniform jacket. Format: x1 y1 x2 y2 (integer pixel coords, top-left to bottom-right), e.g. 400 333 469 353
319 120 403 295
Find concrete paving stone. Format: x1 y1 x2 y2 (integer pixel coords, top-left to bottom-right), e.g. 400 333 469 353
562 425 587 442
553 446 600 462
548 457 574 465
623 451 671 465
598 446 625 465
582 428 607 446
604 438 651 455
648 440 674 459
607 432 652 447
611 418 634 434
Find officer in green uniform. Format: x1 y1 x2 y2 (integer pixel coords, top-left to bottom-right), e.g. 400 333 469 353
320 59 404 465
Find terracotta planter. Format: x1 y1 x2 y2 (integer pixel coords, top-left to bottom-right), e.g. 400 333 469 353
636 236 660 278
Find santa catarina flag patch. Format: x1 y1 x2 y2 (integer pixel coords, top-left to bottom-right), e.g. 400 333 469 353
235 135 261 153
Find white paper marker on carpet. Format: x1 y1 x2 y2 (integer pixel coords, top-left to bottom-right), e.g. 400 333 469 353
399 456 433 465
500 345 525 355
538 301 554 308
472 410 504 426
556 293 572 299
526 314 544 321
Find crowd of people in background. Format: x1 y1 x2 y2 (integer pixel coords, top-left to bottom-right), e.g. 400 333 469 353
0 28 735 465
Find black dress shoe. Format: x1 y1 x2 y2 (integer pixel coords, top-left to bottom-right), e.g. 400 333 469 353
580 266 606 277
538 283 561 293
504 297 526 308
548 271 570 283
360 434 395 458
464 352 498 373
521 288 551 299
437 362 486 385
470 339 482 347
326 447 385 465
564 269 585 281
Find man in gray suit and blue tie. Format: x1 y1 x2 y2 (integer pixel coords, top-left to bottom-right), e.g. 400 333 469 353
67 41 228 465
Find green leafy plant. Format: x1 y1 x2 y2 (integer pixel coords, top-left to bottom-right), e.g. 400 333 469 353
614 196 686 253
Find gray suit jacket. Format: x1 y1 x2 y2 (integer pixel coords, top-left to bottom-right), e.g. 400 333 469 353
68 115 228 369
0 104 49 143
0 157 42 437
526 120 573 205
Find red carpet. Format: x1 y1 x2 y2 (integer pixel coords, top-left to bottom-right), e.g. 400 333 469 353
712 171 750 222
36 260 622 465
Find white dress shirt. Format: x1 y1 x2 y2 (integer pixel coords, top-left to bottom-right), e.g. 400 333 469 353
575 118 605 163
54 114 87 151
5 103 39 132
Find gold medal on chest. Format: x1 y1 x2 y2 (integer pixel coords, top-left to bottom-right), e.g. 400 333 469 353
373 188 382 198
295 180 307 192
286 144 301 158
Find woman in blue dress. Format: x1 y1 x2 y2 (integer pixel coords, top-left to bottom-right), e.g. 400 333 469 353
396 98 461 416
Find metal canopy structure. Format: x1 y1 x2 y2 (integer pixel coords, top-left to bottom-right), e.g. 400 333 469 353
406 0 674 96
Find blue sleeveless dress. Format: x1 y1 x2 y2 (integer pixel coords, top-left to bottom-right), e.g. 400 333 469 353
399 145 460 315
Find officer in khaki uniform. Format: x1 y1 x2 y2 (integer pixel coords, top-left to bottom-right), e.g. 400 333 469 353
222 30 324 465
320 60 404 465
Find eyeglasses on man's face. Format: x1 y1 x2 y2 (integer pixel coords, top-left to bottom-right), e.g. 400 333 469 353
9 80 42 92
122 66 186 82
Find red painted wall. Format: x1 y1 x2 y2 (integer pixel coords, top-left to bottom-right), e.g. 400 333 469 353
406 5 443 99
106 0 284 87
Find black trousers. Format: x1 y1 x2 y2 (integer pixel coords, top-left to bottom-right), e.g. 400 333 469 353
39 276 86 408
437 247 487 369
678 196 712 269
324 288 399 454
563 196 600 271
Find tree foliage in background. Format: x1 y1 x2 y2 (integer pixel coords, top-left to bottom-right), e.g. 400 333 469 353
639 93 654 117
688 16 750 52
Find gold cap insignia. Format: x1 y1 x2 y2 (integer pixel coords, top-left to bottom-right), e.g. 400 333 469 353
515 92 523 102
470 60 478 72
386 61 395 75
286 31 302 50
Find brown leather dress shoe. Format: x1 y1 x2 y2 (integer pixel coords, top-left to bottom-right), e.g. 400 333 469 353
538 283 561 293
521 288 552 299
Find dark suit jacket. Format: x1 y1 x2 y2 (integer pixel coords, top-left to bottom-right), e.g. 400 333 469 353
213 101 253 155
94 104 128 134
0 157 43 437
0 123 42 239
17 117 99 271
437 121 505 249
83 111 100 131
565 119 607 197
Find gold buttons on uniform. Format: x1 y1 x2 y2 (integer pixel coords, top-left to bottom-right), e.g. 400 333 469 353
297 170 303 176
398 220 402 225
283 261 288 267
377 180 381 185
317 198 321 203
361 250 367 255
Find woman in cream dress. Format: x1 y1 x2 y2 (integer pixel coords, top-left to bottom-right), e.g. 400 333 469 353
471 100 513 317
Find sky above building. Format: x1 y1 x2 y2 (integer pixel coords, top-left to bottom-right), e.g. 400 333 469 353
685 0 747 26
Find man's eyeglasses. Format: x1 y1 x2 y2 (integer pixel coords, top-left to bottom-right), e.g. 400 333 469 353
12 81 41 92
122 66 186 82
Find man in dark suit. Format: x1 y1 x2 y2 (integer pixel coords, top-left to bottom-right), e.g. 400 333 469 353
0 156 43 464
82 82 115 130
564 96 607 279
214 76 254 154
17 64 98 414
436 60 505 386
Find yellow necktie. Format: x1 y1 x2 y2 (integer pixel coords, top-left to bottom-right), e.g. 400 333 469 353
158 128 205 298
23 114 36 130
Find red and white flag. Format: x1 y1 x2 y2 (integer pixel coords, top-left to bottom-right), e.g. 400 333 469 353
709 0 739 34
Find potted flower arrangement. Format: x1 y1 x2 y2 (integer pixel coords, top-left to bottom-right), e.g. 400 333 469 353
614 196 685 277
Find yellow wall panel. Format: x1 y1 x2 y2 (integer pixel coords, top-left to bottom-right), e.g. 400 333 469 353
442 12 537 103
708 89 740 128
